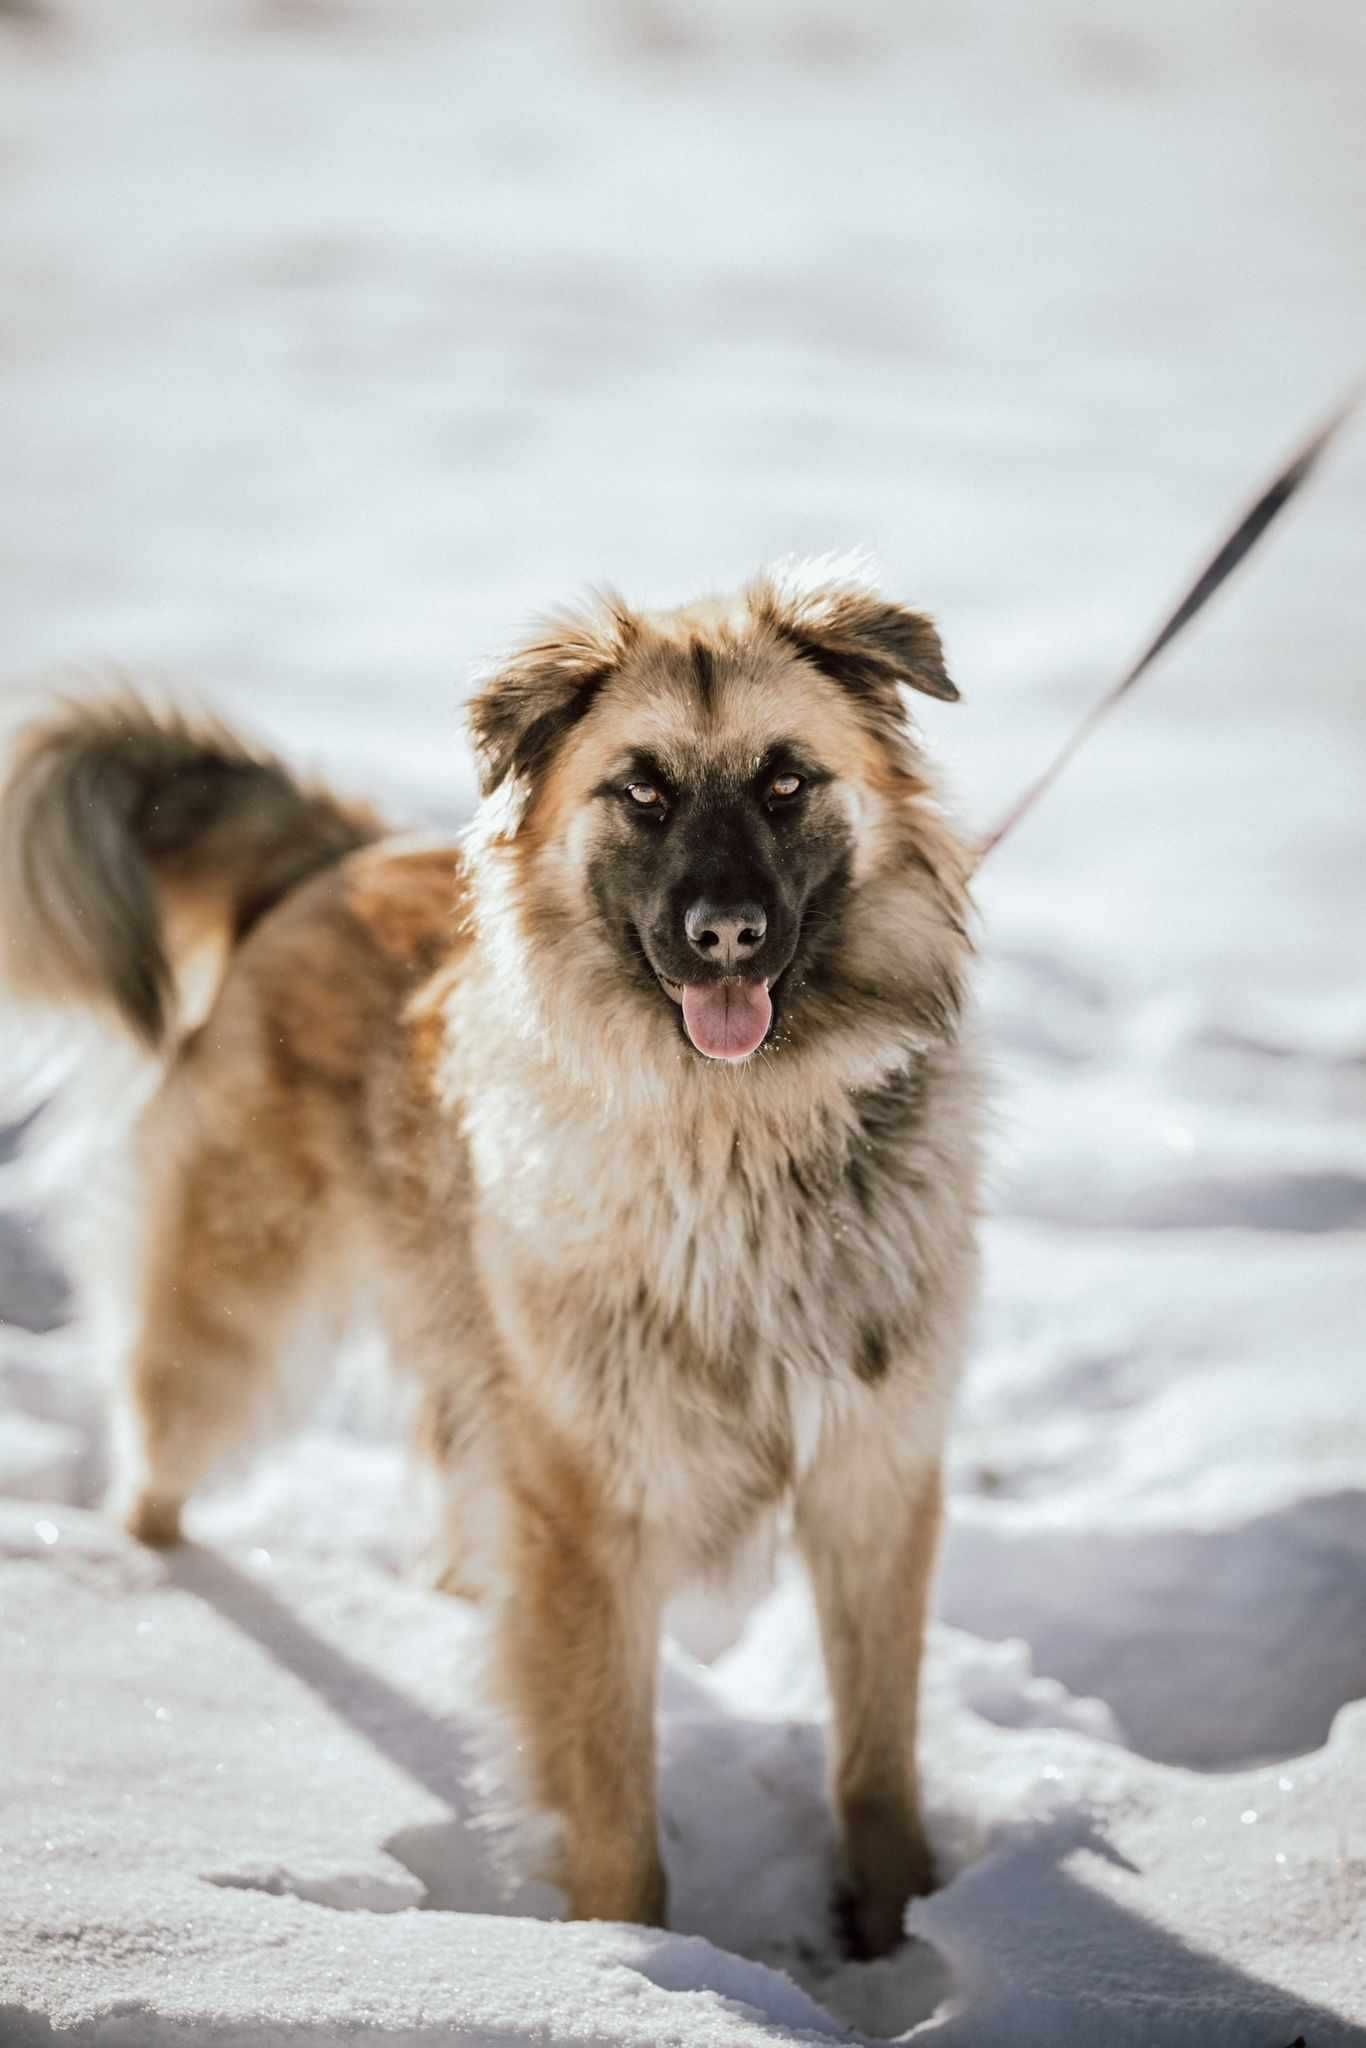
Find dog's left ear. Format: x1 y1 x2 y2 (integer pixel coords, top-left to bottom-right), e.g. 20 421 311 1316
750 558 958 707
467 599 636 799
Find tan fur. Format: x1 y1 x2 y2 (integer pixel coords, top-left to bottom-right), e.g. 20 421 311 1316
1 562 980 1957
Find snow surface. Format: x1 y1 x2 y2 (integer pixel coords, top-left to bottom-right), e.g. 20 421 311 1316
2 1 1364 2042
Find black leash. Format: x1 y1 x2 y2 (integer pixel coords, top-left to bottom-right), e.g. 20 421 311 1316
976 386 1361 866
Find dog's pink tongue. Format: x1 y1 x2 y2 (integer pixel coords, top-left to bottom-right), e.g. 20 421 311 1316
680 980 772 1061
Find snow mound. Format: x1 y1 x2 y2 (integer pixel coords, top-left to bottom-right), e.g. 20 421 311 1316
3 1506 1363 2044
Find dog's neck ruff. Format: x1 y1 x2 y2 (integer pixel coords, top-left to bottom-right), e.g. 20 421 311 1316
451 946 941 1188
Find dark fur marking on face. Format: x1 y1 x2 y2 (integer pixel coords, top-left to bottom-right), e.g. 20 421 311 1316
690 638 716 709
587 763 855 1037
590 882 664 1002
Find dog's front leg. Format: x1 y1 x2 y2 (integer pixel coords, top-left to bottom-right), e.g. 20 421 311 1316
492 1410 667 1927
796 1434 943 1959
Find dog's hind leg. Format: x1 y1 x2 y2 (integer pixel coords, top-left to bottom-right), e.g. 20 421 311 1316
121 1118 318 1548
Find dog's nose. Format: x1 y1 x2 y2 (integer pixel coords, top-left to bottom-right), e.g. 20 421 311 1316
684 899 767 968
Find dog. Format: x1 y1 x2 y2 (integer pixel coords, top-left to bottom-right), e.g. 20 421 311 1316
0 559 980 1958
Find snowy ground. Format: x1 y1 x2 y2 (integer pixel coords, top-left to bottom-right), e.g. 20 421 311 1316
2 1 1365 2042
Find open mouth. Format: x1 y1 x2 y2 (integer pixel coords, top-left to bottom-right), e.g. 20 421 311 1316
655 971 774 1062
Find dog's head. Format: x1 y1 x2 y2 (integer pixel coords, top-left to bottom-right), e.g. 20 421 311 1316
465 559 972 1087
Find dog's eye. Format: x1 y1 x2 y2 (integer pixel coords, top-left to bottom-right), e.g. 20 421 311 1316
626 783 664 810
768 773 803 801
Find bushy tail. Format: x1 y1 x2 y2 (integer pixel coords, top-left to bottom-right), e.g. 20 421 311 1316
0 692 383 1046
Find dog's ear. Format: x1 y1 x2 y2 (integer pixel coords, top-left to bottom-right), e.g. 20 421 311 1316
750 557 958 710
467 599 636 799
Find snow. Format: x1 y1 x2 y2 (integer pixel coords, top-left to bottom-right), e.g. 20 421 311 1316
2 0 1365 2041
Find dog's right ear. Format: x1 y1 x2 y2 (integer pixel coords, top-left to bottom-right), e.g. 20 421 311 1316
466 599 636 800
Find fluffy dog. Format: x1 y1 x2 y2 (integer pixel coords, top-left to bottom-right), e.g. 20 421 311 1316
0 560 980 1957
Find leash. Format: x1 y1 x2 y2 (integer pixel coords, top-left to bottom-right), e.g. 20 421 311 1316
975 386 1362 867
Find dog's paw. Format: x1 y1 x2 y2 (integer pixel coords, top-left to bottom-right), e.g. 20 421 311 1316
833 1877 904 1962
833 1826 936 1961
124 1490 184 1548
